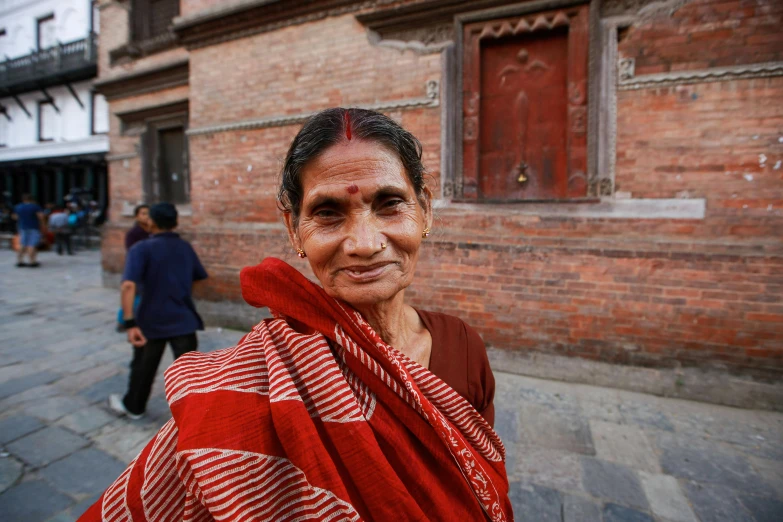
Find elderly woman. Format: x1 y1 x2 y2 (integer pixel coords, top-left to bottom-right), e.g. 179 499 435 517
80 109 512 522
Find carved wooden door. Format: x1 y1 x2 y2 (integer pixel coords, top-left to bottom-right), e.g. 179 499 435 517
462 5 589 201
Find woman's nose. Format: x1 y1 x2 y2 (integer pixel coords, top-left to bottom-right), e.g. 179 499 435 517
344 215 383 257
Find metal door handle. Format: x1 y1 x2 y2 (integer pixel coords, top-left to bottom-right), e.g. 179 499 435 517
517 162 529 183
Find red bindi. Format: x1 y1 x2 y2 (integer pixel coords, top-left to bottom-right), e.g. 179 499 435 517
346 184 359 194
344 112 352 140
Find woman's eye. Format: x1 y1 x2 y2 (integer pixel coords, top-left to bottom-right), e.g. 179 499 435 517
314 209 339 219
380 199 404 210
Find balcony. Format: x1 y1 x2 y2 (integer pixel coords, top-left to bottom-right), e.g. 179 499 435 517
0 34 98 97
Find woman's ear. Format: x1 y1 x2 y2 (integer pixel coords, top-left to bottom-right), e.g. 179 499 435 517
421 186 434 231
283 212 298 250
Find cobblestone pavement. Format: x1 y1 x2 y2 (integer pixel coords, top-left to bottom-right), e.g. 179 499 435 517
0 250 781 521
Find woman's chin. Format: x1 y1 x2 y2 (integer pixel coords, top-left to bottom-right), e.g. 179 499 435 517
329 278 405 309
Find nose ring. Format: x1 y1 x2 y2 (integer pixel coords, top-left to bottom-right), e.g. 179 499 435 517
381 242 387 250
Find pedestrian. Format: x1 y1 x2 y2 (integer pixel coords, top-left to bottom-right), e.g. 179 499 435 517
124 204 150 250
47 205 74 255
109 202 208 420
12 193 45 267
116 204 151 332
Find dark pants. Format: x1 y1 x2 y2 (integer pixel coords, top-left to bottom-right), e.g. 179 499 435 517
123 332 198 415
54 233 73 255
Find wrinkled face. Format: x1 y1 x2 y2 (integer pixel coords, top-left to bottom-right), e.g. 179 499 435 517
286 140 431 307
137 208 150 229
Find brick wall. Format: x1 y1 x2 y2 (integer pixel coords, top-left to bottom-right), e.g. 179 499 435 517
100 0 783 378
616 77 783 238
618 0 783 75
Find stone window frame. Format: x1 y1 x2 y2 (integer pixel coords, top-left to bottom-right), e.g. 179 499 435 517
90 92 109 136
115 100 190 206
445 0 616 201
36 13 56 51
0 110 7 148
108 0 180 65
131 0 179 42
142 116 190 205
37 100 56 142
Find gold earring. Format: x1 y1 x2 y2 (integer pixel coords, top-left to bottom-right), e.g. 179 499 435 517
422 227 431 238
381 242 387 250
296 248 306 258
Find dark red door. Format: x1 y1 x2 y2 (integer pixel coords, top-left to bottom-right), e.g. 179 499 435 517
462 6 589 201
479 29 569 200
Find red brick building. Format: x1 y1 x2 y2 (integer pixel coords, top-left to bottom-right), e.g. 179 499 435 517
95 0 782 404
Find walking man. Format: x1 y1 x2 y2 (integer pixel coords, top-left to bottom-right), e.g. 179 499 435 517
109 203 208 419
12 193 45 267
48 206 74 255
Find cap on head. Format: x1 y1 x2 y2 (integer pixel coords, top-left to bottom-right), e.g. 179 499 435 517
149 202 178 230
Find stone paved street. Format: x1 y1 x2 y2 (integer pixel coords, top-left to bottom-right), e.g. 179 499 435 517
0 250 782 521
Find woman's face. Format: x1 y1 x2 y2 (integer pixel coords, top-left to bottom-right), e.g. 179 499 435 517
286 140 431 307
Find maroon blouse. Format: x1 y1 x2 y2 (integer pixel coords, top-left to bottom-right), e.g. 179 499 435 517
416 310 496 427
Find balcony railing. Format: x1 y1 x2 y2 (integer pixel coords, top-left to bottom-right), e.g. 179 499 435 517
0 34 98 97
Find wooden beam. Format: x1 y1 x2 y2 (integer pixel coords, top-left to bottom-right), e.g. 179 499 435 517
0 104 11 122
40 88 60 113
65 83 84 109
11 95 32 119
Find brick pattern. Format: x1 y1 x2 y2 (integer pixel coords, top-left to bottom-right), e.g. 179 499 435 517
100 4 783 376
618 0 783 75
97 0 188 76
407 242 782 373
188 15 441 129
96 0 128 75
616 77 783 238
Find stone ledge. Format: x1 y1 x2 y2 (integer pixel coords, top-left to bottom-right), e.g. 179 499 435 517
488 348 783 412
618 61 783 90
94 58 189 100
187 80 439 136
434 198 706 220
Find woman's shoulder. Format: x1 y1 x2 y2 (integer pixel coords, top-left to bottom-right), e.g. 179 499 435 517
416 309 485 350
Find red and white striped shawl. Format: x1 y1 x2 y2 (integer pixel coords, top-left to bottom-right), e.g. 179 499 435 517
80 258 513 522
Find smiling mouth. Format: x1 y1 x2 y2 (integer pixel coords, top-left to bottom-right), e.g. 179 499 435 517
342 262 394 281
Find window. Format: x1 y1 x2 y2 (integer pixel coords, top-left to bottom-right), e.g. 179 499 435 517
91 1 100 34
91 92 109 134
157 126 188 204
0 115 8 147
461 5 590 201
38 101 57 141
132 0 179 41
115 101 189 203
37 14 57 51
142 120 189 204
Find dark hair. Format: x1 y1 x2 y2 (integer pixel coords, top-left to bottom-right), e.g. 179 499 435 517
134 204 149 217
278 108 426 225
21 193 32 202
149 202 178 230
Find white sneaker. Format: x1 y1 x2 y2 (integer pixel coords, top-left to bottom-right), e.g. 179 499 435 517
108 393 144 420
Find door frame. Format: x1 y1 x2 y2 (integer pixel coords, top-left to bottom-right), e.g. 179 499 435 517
461 2 589 201
155 123 189 204
451 0 608 202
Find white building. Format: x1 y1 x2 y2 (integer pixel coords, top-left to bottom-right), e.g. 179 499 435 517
0 0 108 211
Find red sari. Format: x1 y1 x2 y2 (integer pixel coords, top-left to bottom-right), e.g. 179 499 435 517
80 258 513 521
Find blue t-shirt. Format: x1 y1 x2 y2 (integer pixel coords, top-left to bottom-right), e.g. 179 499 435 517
122 232 208 340
14 203 42 230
